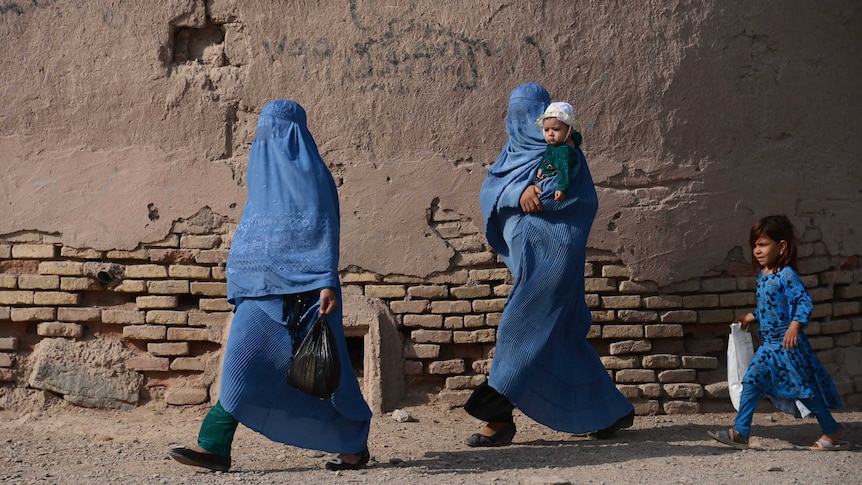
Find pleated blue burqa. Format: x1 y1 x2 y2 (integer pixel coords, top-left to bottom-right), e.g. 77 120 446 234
219 100 371 454
479 83 634 433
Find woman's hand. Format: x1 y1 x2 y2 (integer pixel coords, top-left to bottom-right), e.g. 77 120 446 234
783 321 802 350
519 185 543 213
319 288 339 315
734 312 755 331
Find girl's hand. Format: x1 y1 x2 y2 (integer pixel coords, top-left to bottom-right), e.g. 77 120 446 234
319 288 339 315
734 313 755 331
783 321 802 350
519 185 544 213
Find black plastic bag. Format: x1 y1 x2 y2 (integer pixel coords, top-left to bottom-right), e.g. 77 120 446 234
287 314 341 399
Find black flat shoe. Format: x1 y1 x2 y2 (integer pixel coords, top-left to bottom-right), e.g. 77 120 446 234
325 448 370 471
464 422 517 447
168 447 231 472
593 409 635 439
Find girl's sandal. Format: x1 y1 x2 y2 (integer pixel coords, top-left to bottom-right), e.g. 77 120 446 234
810 438 851 451
707 429 750 450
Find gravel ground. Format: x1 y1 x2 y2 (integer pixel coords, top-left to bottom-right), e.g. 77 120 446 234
1 395 860 485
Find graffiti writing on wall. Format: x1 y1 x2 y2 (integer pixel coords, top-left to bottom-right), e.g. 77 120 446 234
263 3 545 94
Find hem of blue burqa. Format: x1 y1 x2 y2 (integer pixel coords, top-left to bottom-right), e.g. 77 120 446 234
218 296 371 454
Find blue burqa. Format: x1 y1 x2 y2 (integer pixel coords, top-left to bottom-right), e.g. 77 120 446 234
219 100 371 453
480 83 634 433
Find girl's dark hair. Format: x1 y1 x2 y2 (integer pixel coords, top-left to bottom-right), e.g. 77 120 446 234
749 215 798 271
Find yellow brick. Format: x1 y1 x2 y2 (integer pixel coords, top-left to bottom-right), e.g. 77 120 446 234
38 261 84 276
37 322 83 338
17 275 59 290
146 310 188 325
33 291 80 306
11 244 56 259
0 291 34 305
125 264 168 279
167 327 213 341
113 280 147 293
136 295 179 309
211 266 226 280
122 325 167 341
0 244 10 258
0 274 17 289
60 247 104 259
60 277 100 291
168 265 210 279
190 282 227 297
147 280 189 294
11 307 56 321
147 342 190 357
105 248 149 260
365 285 406 298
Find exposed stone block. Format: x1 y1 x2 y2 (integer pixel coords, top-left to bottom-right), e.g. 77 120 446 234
165 387 209 405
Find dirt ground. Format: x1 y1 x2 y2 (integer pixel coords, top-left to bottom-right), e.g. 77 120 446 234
1 393 860 485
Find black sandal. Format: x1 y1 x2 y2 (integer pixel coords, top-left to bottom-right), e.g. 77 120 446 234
167 447 231 472
465 422 517 447
593 409 635 439
325 448 370 471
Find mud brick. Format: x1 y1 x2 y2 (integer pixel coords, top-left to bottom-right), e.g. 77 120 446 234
341 271 380 283
123 325 167 341
57 307 101 323
187 312 231 327
126 356 170 372
821 319 853 334
125 264 168 279
426 270 469 285
587 325 601 339
407 285 448 299
644 324 684 338
602 325 644 339
34 291 79 306
37 261 84 276
617 310 658 323
591 310 615 322
468 268 511 281
697 309 734 323
11 307 55 322
450 285 491 299
609 339 651 355
663 400 700 414
663 383 703 398
454 251 496 266
0 306 8 320
190 282 227 297
146 280 189 295
403 343 440 359
486 313 502 327
837 285 862 299
833 302 861 317
165 387 209 405
600 355 639 369
170 357 207 372
808 287 834 302
180 234 222 249
493 284 512 297
472 298 506 313
639 383 663 398
0 244 10 258
427 359 465 375
602 265 631 277
431 300 472 314
616 384 640 399
681 355 718 369
113 280 147 293
106 249 148 260
0 274 16 289
463 315 485 328
147 249 197 264
0 337 19 351
0 353 13 368
619 280 659 293
195 249 229 264
364 285 406 299
411 330 451 344
682 294 720 308
403 360 424 375
389 300 430 314
684 337 725 354
148 342 190 357
36 322 83 338
602 295 642 309
0 369 14 382
443 316 463 329
660 310 697 323
144 234 180 248
700 278 737 292
658 369 696 383
642 354 681 369
12 244 55 259
383 274 423 284
199 298 233 312
60 277 100 291
834 332 862 347
168 265 210 279
615 369 655 383
167 327 213 341
0 291 34 305
403 314 443 329
704 381 729 399
102 309 145 325
585 278 616 292
136 295 179 309
17 275 59 289
445 375 487 390
146 310 187 325
644 295 683 309
60 247 103 259
453 329 496 344
211 266 226 280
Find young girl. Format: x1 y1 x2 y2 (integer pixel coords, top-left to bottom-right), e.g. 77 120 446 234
708 215 846 450
534 101 580 201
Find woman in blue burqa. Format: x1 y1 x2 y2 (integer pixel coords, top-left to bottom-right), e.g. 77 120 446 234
168 100 372 471
463 83 635 446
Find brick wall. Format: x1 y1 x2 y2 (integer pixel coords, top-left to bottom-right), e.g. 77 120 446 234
1 208 860 413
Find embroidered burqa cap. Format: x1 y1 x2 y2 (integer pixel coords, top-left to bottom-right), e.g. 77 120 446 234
225 100 340 302
536 101 579 129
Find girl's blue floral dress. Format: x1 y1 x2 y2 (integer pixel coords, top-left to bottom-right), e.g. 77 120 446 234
744 266 842 410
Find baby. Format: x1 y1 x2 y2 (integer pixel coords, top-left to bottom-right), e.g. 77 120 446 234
535 102 579 201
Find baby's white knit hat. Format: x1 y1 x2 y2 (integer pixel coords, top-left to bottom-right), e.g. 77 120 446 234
536 102 579 129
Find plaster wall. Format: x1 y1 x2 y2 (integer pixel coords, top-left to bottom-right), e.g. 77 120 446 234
1 0 860 284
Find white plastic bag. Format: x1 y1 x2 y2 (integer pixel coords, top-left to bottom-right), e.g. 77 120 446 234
727 322 754 411
726 323 812 417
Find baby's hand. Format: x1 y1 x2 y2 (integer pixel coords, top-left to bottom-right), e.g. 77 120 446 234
554 190 565 201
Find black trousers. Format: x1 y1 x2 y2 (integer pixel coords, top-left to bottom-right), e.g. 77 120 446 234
464 382 515 423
